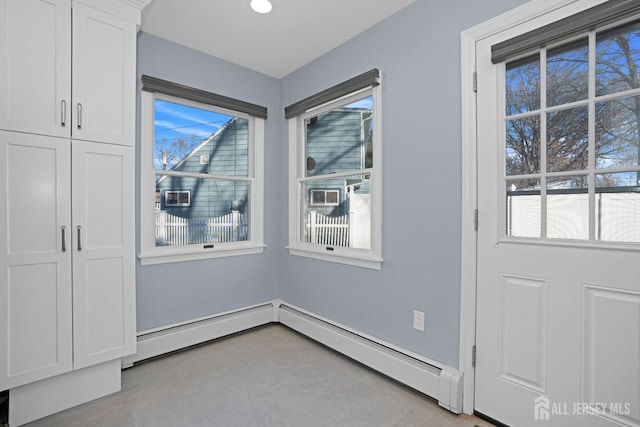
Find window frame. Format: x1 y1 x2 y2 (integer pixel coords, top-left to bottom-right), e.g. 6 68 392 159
139 90 265 265
287 85 383 270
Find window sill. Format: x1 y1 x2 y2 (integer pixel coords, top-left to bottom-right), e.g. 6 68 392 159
287 246 383 270
139 243 265 266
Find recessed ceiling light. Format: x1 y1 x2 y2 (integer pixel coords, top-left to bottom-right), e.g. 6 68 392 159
250 0 272 14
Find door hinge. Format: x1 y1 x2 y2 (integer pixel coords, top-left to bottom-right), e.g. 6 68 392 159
473 209 478 231
473 71 477 93
472 345 477 368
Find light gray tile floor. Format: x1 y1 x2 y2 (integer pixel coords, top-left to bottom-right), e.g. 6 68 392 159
25 325 495 427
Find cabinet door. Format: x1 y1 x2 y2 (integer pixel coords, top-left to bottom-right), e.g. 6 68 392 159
72 2 135 146
0 130 73 390
71 141 135 369
0 0 72 137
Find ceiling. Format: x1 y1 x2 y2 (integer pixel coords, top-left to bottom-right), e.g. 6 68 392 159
140 0 416 79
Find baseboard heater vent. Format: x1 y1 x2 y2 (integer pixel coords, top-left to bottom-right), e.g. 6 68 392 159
277 303 463 413
123 302 275 366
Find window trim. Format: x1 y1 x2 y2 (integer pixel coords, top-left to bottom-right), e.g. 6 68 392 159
164 190 191 207
287 84 383 270
139 90 265 266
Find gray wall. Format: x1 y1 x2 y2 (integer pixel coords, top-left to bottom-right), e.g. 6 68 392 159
279 0 528 367
136 33 282 331
135 0 528 367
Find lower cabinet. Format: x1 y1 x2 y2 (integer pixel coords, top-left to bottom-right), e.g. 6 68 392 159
0 130 135 391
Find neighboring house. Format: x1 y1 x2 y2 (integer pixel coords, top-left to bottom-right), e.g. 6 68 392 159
305 107 372 217
156 117 249 220
157 108 371 221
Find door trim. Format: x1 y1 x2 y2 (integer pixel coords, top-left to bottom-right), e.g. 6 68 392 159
458 0 608 415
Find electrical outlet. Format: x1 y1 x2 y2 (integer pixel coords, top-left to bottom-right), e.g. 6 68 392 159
413 310 425 332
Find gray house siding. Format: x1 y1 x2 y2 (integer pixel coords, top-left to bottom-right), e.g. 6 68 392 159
306 108 371 216
157 118 250 219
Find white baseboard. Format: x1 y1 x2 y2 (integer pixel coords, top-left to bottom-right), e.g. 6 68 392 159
124 299 462 414
9 360 121 426
275 301 463 413
122 302 276 366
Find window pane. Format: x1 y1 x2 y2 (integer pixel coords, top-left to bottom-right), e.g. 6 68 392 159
305 96 373 177
595 95 640 169
154 99 248 176
506 56 540 115
596 21 640 97
303 174 370 249
596 172 640 242
506 179 541 238
506 115 541 175
547 106 589 172
155 176 249 246
547 176 588 240
547 40 588 107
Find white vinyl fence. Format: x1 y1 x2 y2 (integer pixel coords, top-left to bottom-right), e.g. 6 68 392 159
305 211 349 247
156 211 248 246
508 192 640 242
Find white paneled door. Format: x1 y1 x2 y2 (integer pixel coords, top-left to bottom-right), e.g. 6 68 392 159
474 17 640 427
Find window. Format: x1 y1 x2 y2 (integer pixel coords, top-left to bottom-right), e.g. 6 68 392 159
503 20 640 243
140 76 266 265
310 190 339 206
165 190 190 207
286 70 382 269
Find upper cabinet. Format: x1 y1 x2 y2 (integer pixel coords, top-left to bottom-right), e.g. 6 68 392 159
0 0 136 146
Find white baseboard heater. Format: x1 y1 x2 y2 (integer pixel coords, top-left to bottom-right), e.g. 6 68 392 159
122 302 276 367
276 302 463 414
124 299 463 414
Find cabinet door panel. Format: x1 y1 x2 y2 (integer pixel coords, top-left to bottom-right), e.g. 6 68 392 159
0 131 72 390
72 3 135 146
72 141 135 369
0 0 71 137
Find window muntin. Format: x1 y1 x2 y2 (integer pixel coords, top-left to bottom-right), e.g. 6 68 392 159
288 86 381 269
504 20 640 243
140 89 264 264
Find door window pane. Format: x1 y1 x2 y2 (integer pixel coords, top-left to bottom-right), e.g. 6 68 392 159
596 173 640 242
595 96 640 169
547 40 588 107
506 180 541 238
547 106 589 172
506 116 541 175
506 56 540 115
596 21 640 97
547 176 589 240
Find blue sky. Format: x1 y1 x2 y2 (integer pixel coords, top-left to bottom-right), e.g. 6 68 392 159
154 99 234 169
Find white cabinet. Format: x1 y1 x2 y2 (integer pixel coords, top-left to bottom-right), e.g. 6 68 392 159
0 131 135 390
0 2 140 422
0 132 73 390
71 141 135 369
0 0 136 146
